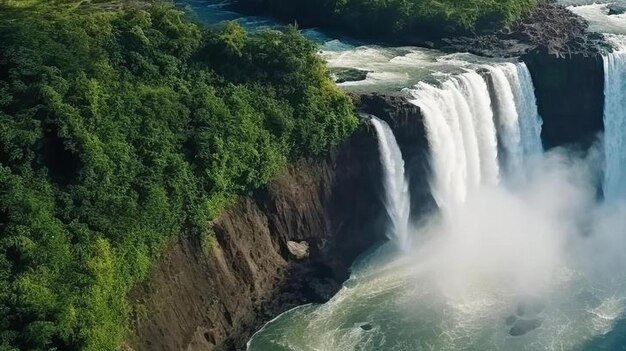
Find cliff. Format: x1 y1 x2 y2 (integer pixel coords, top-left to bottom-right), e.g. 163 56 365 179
125 127 390 350
524 53 605 149
354 94 436 223
123 87 441 350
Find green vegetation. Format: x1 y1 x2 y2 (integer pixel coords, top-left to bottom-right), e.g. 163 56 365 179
237 0 539 38
0 1 358 350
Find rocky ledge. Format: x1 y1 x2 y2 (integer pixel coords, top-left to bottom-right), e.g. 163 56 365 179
123 93 434 351
124 115 382 350
437 1 609 58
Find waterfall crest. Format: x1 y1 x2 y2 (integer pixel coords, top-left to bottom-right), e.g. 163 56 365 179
486 64 525 176
603 46 626 203
408 72 499 208
487 63 544 179
513 63 544 160
407 63 543 209
370 116 411 249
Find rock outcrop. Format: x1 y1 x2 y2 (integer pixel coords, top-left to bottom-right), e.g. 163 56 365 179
287 241 310 260
125 125 391 350
353 93 435 223
608 3 626 16
439 2 608 58
124 94 431 351
524 52 605 149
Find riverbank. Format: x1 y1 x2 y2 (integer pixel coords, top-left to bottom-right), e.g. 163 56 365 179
231 0 608 58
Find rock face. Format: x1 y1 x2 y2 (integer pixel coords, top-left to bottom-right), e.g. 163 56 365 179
524 52 605 149
439 2 608 58
124 94 431 351
353 93 435 223
125 126 394 350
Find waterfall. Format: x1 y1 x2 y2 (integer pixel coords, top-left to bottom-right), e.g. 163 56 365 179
512 63 544 160
603 46 626 203
486 63 543 179
406 62 542 209
485 64 524 177
370 116 411 249
407 71 500 209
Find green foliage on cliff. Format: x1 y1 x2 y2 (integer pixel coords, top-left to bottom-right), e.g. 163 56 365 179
239 0 539 37
0 1 357 350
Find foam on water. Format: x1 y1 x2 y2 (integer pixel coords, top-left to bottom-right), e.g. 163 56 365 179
566 2 626 35
248 154 626 350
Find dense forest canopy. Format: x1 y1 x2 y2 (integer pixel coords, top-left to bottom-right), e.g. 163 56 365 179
0 1 357 349
236 0 540 38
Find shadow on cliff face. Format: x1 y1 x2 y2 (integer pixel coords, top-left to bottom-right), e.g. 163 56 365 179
126 120 399 350
524 53 605 150
354 93 437 226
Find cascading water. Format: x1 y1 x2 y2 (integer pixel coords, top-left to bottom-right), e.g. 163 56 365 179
180 2 626 350
603 44 626 203
407 71 500 208
510 63 544 160
406 62 542 209
370 116 411 249
485 64 525 176
486 63 544 180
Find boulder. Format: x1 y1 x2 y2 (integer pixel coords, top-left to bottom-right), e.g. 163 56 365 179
287 241 310 260
331 68 368 84
509 318 543 336
360 323 373 331
608 4 626 16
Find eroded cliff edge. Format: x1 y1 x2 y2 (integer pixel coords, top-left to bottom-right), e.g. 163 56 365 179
125 120 399 350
